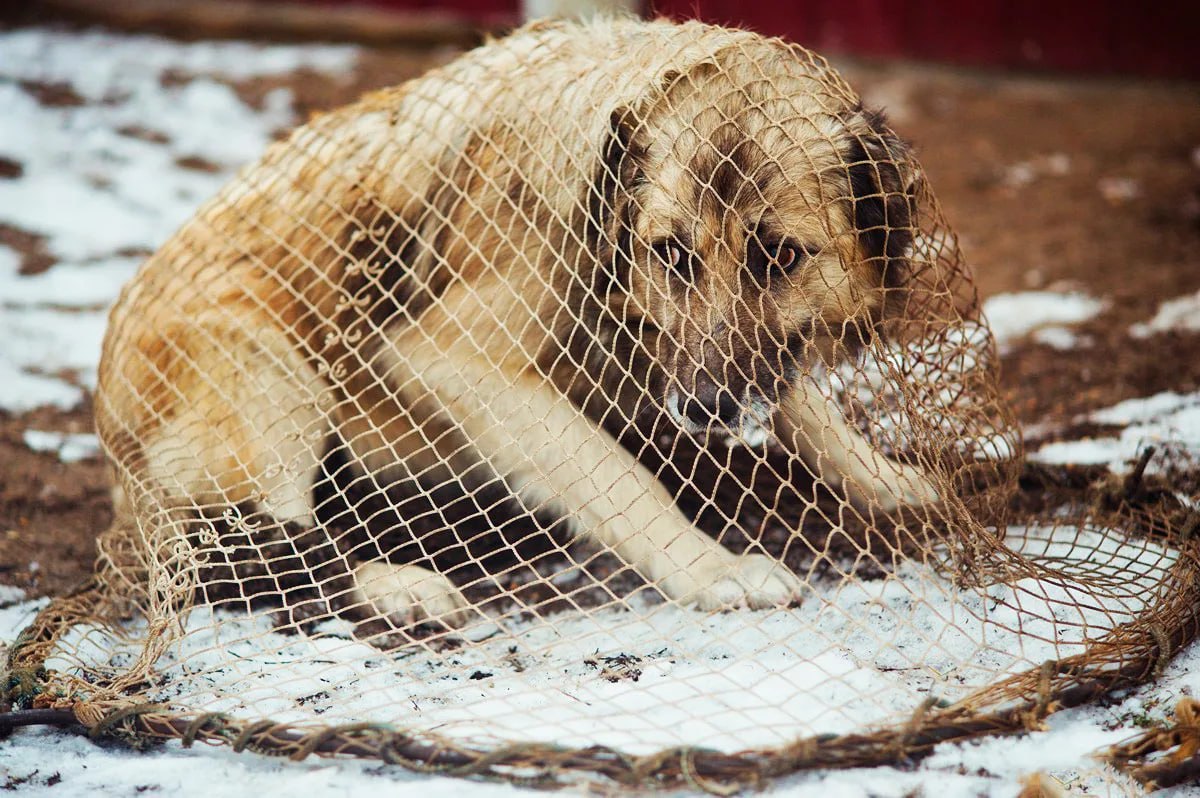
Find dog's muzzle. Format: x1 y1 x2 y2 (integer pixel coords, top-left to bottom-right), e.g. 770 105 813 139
666 373 773 447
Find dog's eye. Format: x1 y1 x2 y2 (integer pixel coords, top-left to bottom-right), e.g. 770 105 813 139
655 241 682 268
748 238 812 280
651 238 693 277
773 243 800 270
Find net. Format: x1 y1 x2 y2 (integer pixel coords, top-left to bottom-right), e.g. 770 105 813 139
9 16 1199 791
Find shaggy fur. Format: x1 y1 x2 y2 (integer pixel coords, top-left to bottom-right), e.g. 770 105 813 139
96 17 938 624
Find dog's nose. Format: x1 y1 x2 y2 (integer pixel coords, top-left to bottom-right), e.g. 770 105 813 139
681 373 742 428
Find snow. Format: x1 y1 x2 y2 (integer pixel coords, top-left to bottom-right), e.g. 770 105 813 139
39 524 1167 759
1032 391 1200 473
0 359 84 412
0 29 358 412
0 728 530 798
1131 289 1200 338
1091 391 1199 425
1031 325 1089 351
981 291 1106 352
4 560 1198 795
22 430 101 463
826 319 1018 464
999 152 1071 189
1031 438 1123 467
1097 176 1141 204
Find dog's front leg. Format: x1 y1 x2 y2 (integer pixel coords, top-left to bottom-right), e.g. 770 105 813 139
777 378 941 513
389 333 804 610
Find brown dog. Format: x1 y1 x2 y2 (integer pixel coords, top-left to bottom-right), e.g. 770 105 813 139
96 17 938 627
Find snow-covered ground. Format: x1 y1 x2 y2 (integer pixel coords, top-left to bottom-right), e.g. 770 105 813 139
982 290 1106 355
1032 391 1200 476
7 570 1200 797
37 523 1175 758
2 26 1199 798
1131 291 1200 340
0 28 354 411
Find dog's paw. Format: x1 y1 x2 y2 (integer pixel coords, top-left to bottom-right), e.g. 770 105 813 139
661 552 805 611
351 562 471 628
842 458 941 514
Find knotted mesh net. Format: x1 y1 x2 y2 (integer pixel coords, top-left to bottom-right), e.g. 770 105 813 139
10 16 1199 791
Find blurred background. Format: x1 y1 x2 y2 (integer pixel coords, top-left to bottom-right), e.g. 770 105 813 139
8 0 1199 78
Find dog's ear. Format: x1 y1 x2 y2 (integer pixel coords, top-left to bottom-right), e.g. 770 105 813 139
584 69 682 293
601 68 684 194
842 107 918 291
603 104 650 193
581 105 646 296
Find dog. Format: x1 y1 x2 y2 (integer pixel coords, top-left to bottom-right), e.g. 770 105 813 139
95 17 939 629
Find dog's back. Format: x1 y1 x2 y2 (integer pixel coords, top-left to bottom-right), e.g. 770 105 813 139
95 17 833 510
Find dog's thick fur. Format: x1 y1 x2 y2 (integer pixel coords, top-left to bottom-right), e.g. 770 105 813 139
96 18 938 624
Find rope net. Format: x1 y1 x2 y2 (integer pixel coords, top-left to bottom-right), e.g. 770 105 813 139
11 17 1199 790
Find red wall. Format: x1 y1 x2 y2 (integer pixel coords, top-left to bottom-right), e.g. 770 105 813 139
648 0 1200 79
292 0 1200 79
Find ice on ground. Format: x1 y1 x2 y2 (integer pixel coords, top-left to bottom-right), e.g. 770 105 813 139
22 429 102 463
1131 289 1200 338
1032 390 1200 472
0 29 359 412
981 291 1106 352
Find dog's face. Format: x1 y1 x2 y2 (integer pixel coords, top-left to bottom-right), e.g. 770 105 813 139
598 51 916 443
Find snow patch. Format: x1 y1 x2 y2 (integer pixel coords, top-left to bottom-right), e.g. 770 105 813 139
1130 289 1200 338
981 291 1105 352
8 522 1181 795
999 153 1070 189
1032 390 1200 472
0 29 358 412
1031 325 1088 351
0 358 84 411
42 525 1171 757
23 429 101 463
826 321 1018 463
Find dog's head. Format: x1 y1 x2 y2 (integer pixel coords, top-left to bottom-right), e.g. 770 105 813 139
593 46 917 442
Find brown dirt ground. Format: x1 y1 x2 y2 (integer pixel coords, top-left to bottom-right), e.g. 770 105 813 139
1 35 1198 600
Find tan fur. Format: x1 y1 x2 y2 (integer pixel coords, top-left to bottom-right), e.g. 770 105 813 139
96 17 937 623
